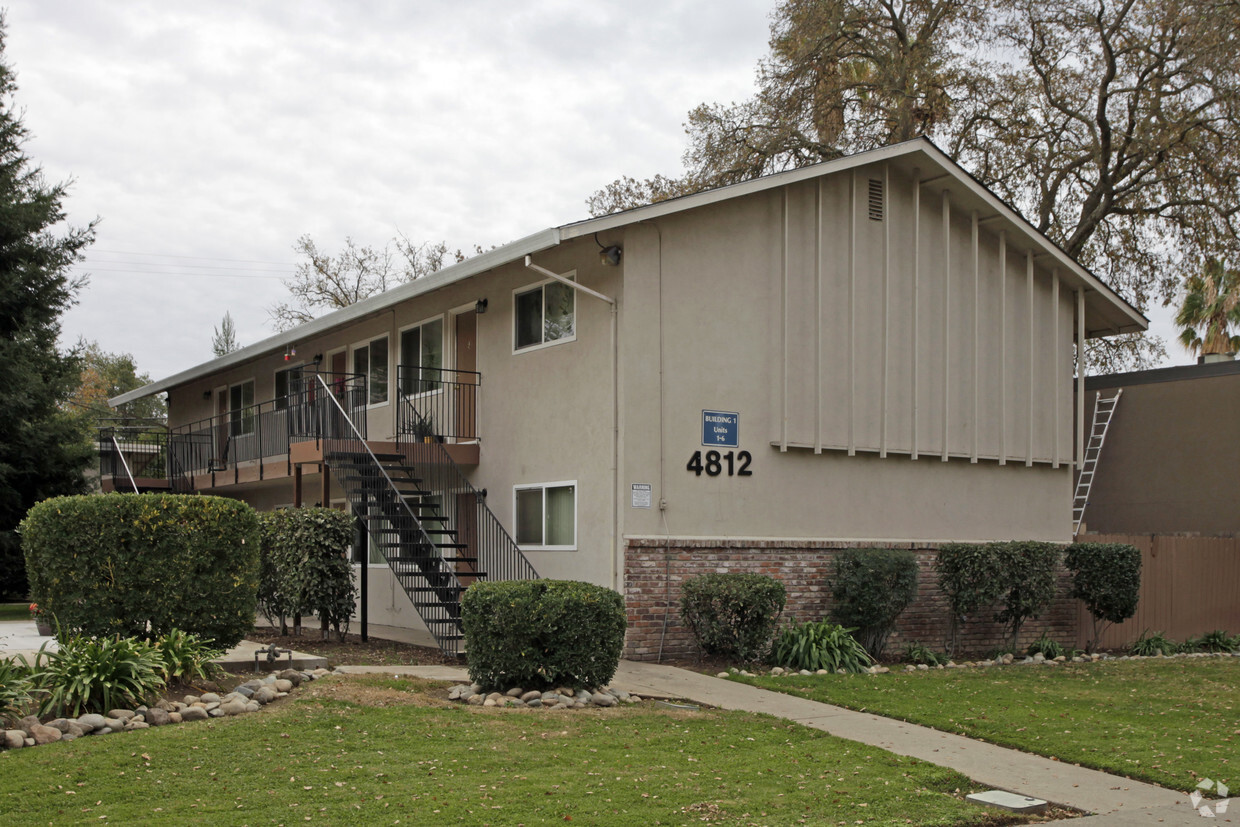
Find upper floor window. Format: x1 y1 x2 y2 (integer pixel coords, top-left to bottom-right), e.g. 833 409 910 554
400 317 444 395
514 275 575 351
352 335 389 406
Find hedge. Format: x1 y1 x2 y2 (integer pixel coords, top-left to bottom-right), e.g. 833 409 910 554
1065 542 1141 653
461 580 626 691
20 493 260 647
829 548 919 658
257 508 356 640
680 573 786 663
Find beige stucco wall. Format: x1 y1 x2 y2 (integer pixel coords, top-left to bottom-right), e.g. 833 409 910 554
618 164 1075 546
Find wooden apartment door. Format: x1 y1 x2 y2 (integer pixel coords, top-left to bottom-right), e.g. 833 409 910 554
455 311 477 440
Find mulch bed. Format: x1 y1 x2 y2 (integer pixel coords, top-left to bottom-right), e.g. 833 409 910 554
245 629 461 668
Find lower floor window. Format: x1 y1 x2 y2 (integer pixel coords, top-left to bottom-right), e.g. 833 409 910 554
514 482 575 549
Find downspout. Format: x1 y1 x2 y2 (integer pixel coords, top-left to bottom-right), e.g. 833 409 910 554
523 256 621 591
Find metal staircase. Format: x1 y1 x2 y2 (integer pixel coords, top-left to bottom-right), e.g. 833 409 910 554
310 374 537 656
1072 389 1122 536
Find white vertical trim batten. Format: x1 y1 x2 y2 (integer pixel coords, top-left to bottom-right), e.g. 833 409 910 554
1052 270 1060 468
971 210 979 463
942 190 951 462
881 162 890 457
848 171 857 456
1026 252 1035 467
780 187 789 451
999 230 1007 466
815 179 824 453
911 168 921 460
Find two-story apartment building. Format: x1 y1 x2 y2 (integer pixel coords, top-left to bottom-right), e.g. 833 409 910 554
107 138 1146 657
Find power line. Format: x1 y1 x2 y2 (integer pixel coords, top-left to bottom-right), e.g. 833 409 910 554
69 266 286 281
90 249 295 266
80 259 291 274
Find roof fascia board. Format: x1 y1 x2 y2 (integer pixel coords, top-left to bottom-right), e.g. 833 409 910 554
109 227 563 406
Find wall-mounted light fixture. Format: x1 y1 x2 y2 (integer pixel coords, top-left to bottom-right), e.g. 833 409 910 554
600 245 622 266
202 389 211 400
474 298 488 314
313 353 323 366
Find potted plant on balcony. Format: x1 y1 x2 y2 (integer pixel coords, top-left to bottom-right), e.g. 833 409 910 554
411 409 438 443
29 603 53 637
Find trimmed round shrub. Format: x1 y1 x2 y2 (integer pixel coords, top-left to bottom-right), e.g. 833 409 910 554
1065 542 1141 653
829 548 919 658
461 580 626 691
20 493 260 647
990 541 1060 651
935 542 1005 655
680 573 786 663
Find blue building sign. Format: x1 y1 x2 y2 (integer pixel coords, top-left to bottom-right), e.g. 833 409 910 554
702 410 739 448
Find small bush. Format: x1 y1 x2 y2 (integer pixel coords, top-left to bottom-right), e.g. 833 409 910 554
829 548 918 658
0 656 33 724
1065 542 1141 653
771 621 873 673
1196 630 1238 653
902 642 945 666
461 580 626 691
680 573 786 663
21 493 260 648
935 543 1005 656
153 628 222 684
990 541 1060 651
30 635 166 717
1025 632 1065 660
1129 630 1178 657
258 508 357 640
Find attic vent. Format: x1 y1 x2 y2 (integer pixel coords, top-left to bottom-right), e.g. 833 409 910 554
868 178 884 221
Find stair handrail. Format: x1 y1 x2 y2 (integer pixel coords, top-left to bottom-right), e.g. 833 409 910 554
311 373 458 585
396 393 538 584
110 433 141 494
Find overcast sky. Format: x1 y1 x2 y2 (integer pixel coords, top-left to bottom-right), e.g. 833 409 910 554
8 0 1180 385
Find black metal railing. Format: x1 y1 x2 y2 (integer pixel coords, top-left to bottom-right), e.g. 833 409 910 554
397 438 539 586
167 371 367 482
313 374 474 654
397 366 480 442
98 422 169 488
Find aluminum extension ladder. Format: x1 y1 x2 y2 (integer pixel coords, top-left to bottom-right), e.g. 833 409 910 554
1072 389 1122 535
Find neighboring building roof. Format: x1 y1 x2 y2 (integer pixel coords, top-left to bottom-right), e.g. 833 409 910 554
112 137 1147 407
1087 357 1240 390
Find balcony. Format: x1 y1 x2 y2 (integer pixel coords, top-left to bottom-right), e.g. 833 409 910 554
97 368 483 493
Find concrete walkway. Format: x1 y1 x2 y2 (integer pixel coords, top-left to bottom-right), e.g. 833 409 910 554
337 660 1225 824
0 620 326 671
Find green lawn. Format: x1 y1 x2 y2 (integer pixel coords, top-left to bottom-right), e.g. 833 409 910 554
737 657 1239 793
0 603 30 622
0 675 1036 826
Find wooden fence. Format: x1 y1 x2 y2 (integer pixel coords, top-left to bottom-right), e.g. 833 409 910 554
1076 534 1240 650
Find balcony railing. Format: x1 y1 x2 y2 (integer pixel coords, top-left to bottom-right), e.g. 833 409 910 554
167 372 367 482
98 421 169 489
397 366 480 443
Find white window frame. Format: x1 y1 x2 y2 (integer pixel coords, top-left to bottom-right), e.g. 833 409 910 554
512 271 577 354
350 335 390 408
398 314 446 397
513 480 577 551
228 378 256 438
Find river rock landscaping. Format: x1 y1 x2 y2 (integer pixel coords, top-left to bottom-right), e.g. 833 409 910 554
0 666 331 751
447 682 641 709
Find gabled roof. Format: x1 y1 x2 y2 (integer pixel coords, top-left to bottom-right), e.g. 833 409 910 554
111 137 1146 406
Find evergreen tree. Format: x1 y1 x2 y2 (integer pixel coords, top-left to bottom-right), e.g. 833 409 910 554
211 310 240 357
0 17 97 599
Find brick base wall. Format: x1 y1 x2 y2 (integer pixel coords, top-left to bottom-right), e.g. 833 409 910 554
623 538 1078 662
